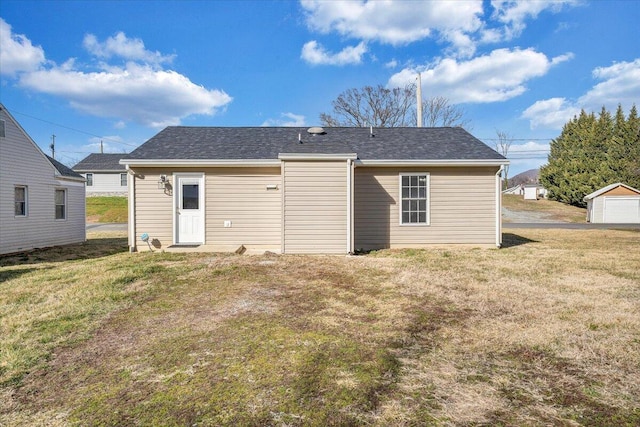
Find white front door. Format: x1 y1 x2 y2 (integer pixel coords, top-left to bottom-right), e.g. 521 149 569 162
175 174 204 244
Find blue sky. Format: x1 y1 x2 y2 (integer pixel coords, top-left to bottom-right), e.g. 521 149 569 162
1 0 639 177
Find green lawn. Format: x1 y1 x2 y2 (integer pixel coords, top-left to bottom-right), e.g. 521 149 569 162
86 196 128 223
1 229 639 426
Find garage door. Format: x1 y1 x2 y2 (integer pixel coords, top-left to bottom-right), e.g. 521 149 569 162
604 197 640 223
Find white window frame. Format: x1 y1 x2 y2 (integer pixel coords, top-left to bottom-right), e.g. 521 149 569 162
86 173 93 186
399 172 430 226
15 185 27 217
55 189 67 220
120 173 127 186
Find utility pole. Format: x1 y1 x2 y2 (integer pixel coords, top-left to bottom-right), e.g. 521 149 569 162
416 72 423 128
50 134 56 159
100 140 104 153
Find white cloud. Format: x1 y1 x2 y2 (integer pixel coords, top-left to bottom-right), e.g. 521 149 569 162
85 135 127 153
490 0 576 39
302 0 481 45
262 112 306 127
385 59 398 69
301 0 578 59
301 0 483 56
301 40 367 66
2 19 232 128
83 32 175 65
521 98 580 129
20 62 232 128
0 18 46 76
389 48 571 104
522 58 640 130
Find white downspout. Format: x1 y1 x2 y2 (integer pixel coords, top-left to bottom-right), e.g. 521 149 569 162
346 159 354 254
496 166 503 248
127 165 136 252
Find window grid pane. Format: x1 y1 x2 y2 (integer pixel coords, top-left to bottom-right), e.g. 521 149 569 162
120 173 127 186
401 174 427 224
86 173 93 186
55 190 66 219
15 187 26 216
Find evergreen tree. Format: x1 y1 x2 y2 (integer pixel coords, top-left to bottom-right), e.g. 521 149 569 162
540 105 640 207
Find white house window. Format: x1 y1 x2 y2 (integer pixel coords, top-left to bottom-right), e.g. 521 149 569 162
15 186 27 216
86 173 93 186
120 173 127 186
0 119 5 138
55 189 66 220
400 173 429 225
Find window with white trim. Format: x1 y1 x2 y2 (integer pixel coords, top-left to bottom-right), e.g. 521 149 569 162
400 173 429 225
0 119 5 138
86 173 93 186
120 173 127 186
55 189 66 220
15 186 27 216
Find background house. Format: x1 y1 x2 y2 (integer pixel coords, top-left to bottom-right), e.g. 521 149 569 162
584 183 640 223
121 126 508 254
73 153 128 196
0 104 86 255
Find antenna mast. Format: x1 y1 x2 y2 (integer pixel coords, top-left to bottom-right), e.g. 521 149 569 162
50 134 56 159
416 72 423 128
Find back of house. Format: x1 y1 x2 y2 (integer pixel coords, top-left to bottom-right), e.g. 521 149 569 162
121 126 508 254
0 104 86 255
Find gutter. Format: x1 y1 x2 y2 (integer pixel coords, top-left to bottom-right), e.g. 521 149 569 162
356 159 509 167
496 166 503 248
126 165 136 252
120 159 281 167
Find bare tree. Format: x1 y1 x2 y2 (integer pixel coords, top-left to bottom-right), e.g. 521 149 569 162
320 84 470 129
494 130 513 188
414 96 470 128
320 84 417 127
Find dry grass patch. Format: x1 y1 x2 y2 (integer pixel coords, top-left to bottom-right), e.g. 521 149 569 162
1 229 639 426
503 194 587 222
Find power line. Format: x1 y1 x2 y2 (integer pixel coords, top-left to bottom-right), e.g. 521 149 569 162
8 109 138 147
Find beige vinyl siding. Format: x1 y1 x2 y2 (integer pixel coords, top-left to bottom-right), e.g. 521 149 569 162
0 108 85 255
131 167 281 252
206 168 281 252
283 160 348 254
354 167 498 250
131 168 174 249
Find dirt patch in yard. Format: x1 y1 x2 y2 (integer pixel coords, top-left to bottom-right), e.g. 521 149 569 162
3 230 640 426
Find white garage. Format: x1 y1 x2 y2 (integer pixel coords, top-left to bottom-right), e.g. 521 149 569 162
584 183 640 223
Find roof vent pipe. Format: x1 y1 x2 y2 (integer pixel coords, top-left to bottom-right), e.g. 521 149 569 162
298 133 302 143
370 125 374 137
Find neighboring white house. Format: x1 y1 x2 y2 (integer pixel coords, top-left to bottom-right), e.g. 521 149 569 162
523 184 547 200
120 126 509 254
0 104 86 255
584 183 640 223
502 185 524 195
73 153 128 196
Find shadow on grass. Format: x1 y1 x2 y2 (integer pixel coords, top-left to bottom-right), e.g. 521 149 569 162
0 237 128 267
0 267 47 283
502 233 538 248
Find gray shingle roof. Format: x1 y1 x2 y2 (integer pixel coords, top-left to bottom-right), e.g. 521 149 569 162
46 155 84 179
124 127 505 161
73 153 127 171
